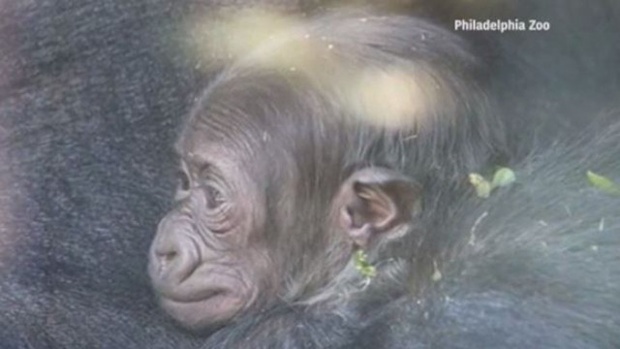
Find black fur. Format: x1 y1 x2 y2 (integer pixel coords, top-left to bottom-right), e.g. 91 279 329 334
350 121 620 348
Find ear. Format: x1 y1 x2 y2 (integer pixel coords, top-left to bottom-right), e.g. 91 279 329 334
334 167 421 248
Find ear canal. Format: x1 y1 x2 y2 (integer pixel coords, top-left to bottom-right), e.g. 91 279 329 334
345 204 365 229
350 182 399 230
337 167 421 248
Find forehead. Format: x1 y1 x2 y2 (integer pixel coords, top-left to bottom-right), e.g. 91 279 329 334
174 85 282 172
175 115 253 167
179 71 318 153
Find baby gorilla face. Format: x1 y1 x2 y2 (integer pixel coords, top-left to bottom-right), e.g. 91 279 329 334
148 9 490 333
148 131 271 329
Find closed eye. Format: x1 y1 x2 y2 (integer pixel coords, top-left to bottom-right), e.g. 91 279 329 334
205 184 225 210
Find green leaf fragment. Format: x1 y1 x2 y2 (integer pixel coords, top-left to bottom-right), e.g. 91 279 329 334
491 167 517 188
587 171 620 195
354 250 377 279
469 173 492 198
469 167 516 199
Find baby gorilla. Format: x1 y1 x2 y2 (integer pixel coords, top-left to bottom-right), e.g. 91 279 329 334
149 10 503 344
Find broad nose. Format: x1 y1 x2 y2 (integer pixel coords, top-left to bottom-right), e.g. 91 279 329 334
148 216 200 295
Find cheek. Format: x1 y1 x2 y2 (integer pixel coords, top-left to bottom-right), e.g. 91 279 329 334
231 187 267 245
240 248 280 298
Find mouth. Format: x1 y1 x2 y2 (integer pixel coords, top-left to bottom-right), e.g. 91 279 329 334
152 264 256 329
159 290 246 329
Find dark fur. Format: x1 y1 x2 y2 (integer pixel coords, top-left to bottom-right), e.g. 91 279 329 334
350 122 620 348
0 1 619 348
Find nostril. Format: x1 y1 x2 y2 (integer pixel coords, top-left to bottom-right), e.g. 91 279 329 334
155 250 178 273
149 232 200 290
161 250 178 261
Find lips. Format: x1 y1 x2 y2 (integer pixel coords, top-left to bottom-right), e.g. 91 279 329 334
152 263 236 301
159 288 247 329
